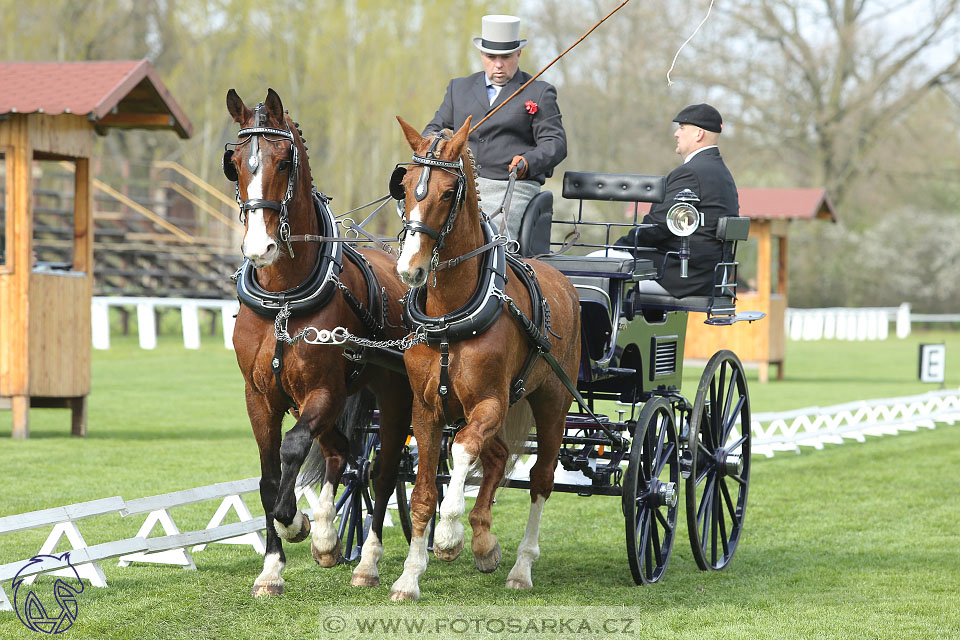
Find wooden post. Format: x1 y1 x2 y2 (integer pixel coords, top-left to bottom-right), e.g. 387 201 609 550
11 396 29 439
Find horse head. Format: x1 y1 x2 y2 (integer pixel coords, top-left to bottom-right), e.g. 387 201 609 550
225 88 311 268
394 116 476 288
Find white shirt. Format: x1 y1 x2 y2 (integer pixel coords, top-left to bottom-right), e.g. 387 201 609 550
683 145 718 164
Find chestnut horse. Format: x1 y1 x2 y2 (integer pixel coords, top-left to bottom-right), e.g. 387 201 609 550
226 89 411 596
388 116 581 601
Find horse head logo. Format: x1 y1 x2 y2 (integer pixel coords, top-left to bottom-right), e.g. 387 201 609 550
13 553 84 634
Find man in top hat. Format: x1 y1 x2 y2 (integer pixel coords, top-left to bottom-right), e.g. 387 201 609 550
422 14 567 243
616 103 740 298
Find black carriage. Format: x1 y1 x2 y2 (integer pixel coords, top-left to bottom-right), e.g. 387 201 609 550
333 170 761 585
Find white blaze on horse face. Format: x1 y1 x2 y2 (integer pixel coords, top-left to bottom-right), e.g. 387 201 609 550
397 204 428 287
241 146 279 267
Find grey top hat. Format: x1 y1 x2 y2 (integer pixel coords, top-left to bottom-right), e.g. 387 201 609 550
473 15 527 55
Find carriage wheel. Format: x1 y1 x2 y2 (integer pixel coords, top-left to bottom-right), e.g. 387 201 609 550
332 429 415 561
683 350 751 571
394 431 453 550
333 431 378 562
623 396 680 585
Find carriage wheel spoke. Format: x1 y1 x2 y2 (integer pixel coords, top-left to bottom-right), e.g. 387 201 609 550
697 475 715 529
720 366 738 433
722 395 745 443
651 513 663 568
726 434 748 453
720 477 738 523
716 364 726 419
654 442 675 477
655 506 673 533
710 475 720 565
729 472 747 487
717 490 730 560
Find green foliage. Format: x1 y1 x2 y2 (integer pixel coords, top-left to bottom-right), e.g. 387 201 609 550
1 332 959 638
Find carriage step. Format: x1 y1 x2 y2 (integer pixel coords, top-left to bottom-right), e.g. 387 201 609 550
590 366 636 378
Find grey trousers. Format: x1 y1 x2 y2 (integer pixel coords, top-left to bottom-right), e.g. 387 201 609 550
477 177 541 241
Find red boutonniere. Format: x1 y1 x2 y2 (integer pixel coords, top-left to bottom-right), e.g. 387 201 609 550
525 100 538 115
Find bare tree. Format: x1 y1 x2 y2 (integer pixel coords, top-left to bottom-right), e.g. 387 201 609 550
694 0 960 207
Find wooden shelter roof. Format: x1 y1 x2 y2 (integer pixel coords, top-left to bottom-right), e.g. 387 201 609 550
0 59 192 138
737 188 836 222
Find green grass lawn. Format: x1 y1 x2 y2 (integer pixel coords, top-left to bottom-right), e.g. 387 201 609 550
1 330 958 639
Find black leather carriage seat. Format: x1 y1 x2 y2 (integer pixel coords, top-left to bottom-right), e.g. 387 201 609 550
631 217 752 322
517 191 553 258
562 171 666 203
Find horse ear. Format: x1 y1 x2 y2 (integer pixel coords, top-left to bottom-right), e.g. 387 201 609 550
264 88 285 124
448 115 471 157
397 116 424 151
226 89 251 125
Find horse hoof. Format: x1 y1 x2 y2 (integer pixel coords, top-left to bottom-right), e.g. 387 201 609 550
434 539 464 562
390 589 419 602
505 578 533 590
274 512 311 543
351 572 380 588
311 539 342 568
251 582 284 597
474 541 502 573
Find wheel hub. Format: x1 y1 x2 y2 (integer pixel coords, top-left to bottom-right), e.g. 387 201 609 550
657 481 678 508
720 450 743 477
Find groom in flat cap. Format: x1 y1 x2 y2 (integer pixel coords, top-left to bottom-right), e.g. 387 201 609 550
616 103 740 298
423 14 567 242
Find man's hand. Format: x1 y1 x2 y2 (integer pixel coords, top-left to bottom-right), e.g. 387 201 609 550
508 155 528 179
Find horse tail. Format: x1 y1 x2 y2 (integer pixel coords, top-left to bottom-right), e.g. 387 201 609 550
296 388 377 488
491 399 536 487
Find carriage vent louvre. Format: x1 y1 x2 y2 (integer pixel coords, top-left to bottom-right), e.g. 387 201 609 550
652 339 678 378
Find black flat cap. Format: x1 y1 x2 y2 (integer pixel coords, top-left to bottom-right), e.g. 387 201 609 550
673 103 722 133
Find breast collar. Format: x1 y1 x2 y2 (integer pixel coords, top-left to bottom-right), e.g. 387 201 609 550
403 219 506 343
236 191 344 318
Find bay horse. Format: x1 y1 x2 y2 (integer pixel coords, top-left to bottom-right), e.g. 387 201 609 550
388 116 581 601
226 88 411 596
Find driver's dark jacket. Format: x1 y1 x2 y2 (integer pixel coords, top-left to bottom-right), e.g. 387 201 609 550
615 147 739 298
422 70 566 185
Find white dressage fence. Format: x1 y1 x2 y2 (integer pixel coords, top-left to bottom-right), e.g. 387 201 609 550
91 296 239 350
0 478 321 612
785 302 960 342
93 298 955 351
751 388 960 457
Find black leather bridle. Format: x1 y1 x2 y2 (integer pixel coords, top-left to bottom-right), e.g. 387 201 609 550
390 133 467 265
223 102 300 257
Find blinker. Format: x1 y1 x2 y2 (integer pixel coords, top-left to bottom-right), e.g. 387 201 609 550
389 166 407 200
223 149 238 182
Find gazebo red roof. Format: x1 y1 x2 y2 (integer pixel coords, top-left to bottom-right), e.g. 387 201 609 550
737 188 836 222
0 59 192 138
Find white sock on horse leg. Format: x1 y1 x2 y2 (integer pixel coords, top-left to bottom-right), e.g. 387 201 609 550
435 443 473 550
506 496 545 589
312 481 339 552
390 534 429 600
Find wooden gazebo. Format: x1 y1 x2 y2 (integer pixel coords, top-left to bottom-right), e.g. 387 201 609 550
0 59 191 438
684 188 836 382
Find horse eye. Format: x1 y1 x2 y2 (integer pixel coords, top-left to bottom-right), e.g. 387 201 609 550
278 160 291 171
440 189 454 201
